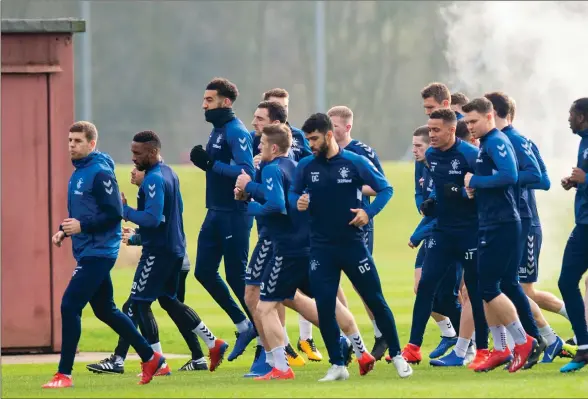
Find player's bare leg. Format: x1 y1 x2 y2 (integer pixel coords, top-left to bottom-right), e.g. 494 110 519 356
277 302 304 366
254 301 294 380
284 292 375 375
522 282 569 319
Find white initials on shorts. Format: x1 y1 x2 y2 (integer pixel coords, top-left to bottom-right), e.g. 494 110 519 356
358 258 371 274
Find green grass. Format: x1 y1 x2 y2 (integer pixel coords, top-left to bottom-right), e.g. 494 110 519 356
3 162 587 397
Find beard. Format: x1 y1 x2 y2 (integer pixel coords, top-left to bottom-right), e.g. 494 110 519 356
316 141 329 158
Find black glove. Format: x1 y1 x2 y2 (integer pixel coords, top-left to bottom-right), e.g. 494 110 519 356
420 198 436 217
190 145 213 171
443 183 462 199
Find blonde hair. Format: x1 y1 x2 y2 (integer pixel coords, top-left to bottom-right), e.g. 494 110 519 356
327 105 353 124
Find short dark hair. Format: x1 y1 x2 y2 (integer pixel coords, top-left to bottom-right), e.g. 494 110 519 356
455 120 471 141
572 98 588 121
451 92 469 106
413 125 430 144
462 97 494 115
263 88 289 100
69 121 98 142
484 91 511 119
301 113 332 134
421 82 451 104
262 123 292 153
257 101 287 123
206 77 239 103
429 108 457 124
133 130 161 149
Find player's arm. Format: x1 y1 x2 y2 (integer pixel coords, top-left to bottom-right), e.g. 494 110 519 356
123 175 165 228
355 156 393 219
247 165 287 216
527 141 551 190
469 138 518 188
288 157 310 208
512 136 541 186
414 161 425 211
361 147 385 196
410 216 435 246
78 170 123 233
244 166 267 203
212 127 255 178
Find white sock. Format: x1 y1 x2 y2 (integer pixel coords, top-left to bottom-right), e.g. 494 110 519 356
538 325 558 346
471 331 476 342
63 374 72 378
150 342 163 355
113 355 124 365
195 321 217 349
265 350 275 367
235 320 249 333
558 305 570 320
489 325 508 351
437 318 456 338
372 320 383 338
505 320 527 345
347 332 367 358
573 335 577 345
283 325 290 346
272 346 289 372
578 344 588 350
506 331 515 350
256 337 263 346
299 315 313 340
454 337 470 358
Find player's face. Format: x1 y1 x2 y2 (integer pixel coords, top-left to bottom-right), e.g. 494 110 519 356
465 111 492 139
450 104 462 114
423 97 442 116
259 134 275 162
412 136 429 162
131 141 156 171
130 167 145 187
252 108 271 134
68 132 95 160
427 118 455 149
569 106 584 133
202 90 225 111
267 96 289 118
329 115 350 143
306 131 329 157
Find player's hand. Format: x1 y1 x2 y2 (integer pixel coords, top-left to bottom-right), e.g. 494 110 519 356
235 169 252 191
349 208 369 227
465 187 475 199
234 187 249 201
297 194 310 211
443 183 461 199
253 154 262 169
561 176 577 191
52 231 66 247
408 240 417 249
419 198 436 217
61 218 82 235
464 172 474 188
122 232 134 245
570 167 586 184
121 192 128 206
190 145 214 171
419 177 424 188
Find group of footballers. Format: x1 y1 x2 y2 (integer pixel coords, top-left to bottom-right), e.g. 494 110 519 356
41 77 588 388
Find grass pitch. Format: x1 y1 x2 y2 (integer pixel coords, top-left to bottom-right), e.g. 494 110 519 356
2 162 586 397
